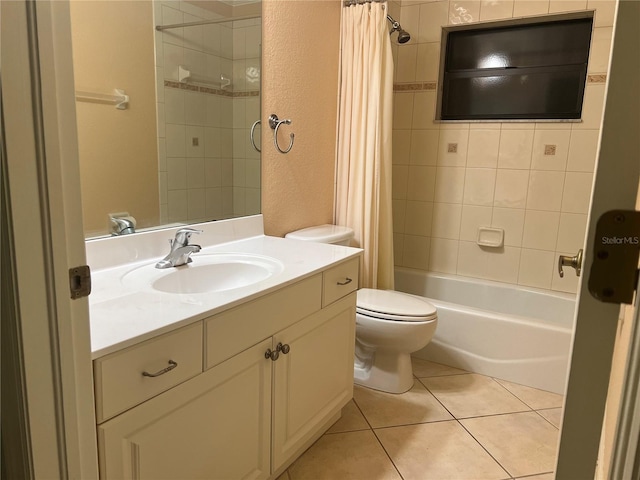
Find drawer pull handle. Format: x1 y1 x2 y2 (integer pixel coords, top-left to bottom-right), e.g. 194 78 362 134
142 360 178 378
337 277 353 286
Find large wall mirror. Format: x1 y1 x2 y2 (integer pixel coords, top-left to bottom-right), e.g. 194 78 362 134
70 0 261 238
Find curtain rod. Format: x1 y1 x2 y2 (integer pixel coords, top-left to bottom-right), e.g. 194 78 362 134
156 14 260 31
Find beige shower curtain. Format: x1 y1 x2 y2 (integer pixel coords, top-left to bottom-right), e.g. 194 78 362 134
336 1 394 290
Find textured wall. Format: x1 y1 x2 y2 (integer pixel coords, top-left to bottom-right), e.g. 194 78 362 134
261 0 341 237
70 1 159 237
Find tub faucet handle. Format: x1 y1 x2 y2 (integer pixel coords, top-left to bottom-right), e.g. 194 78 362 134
558 249 583 278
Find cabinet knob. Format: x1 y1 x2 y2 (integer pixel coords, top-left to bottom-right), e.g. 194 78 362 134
265 343 290 361
265 348 279 361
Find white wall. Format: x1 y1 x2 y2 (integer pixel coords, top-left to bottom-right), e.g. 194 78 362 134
391 0 616 294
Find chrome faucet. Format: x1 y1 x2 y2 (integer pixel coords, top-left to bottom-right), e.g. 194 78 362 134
110 217 136 236
155 228 202 269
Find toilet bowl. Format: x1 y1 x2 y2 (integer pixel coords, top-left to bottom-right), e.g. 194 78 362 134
285 225 438 394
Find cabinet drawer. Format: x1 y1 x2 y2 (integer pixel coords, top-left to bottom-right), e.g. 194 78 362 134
94 322 203 423
322 257 359 307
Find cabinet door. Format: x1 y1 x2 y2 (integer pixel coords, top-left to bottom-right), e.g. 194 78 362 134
98 339 272 480
272 293 356 471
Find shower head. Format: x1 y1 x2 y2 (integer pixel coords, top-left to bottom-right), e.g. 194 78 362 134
397 29 411 44
386 14 411 44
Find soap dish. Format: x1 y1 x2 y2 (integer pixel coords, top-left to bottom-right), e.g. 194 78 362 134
477 227 504 248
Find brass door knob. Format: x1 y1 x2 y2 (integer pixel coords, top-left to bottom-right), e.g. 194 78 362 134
558 249 583 278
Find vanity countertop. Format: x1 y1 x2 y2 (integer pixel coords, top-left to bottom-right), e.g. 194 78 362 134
89 232 361 359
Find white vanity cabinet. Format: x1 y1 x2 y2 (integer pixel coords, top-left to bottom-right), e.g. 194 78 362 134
97 338 273 480
95 257 359 480
271 294 356 472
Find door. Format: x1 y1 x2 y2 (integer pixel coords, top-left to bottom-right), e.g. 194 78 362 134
555 1 640 478
1 0 98 478
271 294 356 472
98 339 272 480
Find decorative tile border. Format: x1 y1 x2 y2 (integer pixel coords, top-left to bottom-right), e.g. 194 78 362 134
393 82 437 92
587 74 607 84
164 80 259 98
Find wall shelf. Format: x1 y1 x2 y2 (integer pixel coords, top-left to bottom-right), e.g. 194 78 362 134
75 89 129 110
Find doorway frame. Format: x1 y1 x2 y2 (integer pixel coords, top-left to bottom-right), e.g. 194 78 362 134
1 0 98 477
2 0 639 477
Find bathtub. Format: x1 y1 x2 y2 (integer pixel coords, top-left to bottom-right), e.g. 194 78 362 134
395 267 576 394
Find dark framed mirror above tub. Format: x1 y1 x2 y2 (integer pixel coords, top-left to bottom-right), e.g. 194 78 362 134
436 12 595 121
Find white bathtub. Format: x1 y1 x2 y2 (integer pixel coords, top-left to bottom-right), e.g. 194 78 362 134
395 268 576 394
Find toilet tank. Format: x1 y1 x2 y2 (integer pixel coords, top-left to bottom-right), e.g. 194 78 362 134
285 224 354 246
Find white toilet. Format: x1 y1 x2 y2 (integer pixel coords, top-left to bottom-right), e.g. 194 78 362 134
285 224 438 394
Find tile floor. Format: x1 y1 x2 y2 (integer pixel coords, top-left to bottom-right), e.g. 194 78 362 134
278 358 563 480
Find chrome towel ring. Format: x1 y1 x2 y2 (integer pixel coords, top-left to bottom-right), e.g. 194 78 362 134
268 114 295 154
250 120 261 152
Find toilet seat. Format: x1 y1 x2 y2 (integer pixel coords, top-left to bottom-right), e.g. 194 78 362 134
356 289 437 322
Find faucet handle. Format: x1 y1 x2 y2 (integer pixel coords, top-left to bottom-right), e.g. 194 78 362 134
174 228 202 246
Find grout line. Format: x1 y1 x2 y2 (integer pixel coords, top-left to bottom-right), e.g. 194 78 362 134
456 418 514 479
370 427 407 480
372 417 456 432
352 396 405 479
418 371 514 476
415 376 459 419
322 426 370 436
534 408 562 430
491 377 537 411
353 369 559 479
492 377 565 415
514 470 555 479
351 391 375 431
452 409 534 422
415 371 469 378
417 374 548 420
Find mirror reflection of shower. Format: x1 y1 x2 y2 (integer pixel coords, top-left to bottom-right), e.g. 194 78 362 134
387 14 410 44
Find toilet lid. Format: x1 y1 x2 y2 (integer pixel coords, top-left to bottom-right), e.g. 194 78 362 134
356 289 437 322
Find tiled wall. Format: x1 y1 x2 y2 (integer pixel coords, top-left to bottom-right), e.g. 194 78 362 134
153 1 261 225
391 0 616 294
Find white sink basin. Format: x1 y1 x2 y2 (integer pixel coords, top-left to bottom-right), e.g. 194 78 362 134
122 253 284 294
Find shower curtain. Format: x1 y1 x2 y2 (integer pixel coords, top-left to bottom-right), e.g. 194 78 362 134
336 1 394 290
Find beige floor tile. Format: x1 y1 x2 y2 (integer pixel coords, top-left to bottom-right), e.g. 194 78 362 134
461 411 560 478
275 470 290 480
288 430 401 480
376 421 510 480
412 357 468 377
515 473 554 480
537 408 563 428
326 399 370 434
353 382 453 428
421 374 530 418
495 379 564 410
